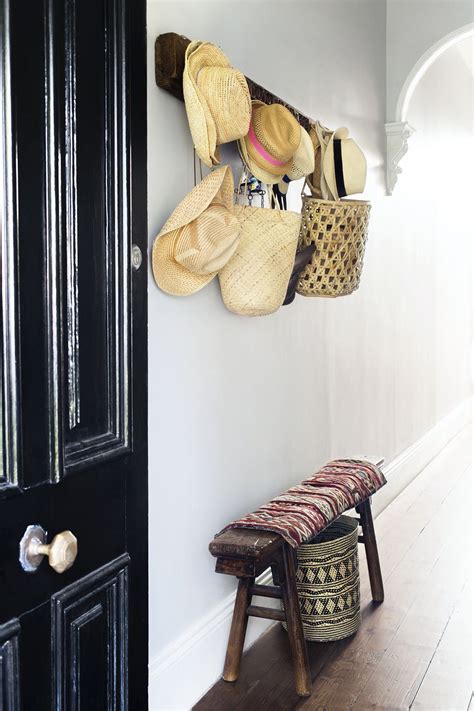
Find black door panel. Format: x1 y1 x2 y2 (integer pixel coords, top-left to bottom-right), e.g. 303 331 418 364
0 619 20 710
52 555 129 710
0 0 147 707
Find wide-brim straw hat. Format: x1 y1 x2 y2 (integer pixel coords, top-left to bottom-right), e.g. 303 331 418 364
238 101 301 185
277 126 315 194
152 165 240 296
183 41 251 168
323 127 367 199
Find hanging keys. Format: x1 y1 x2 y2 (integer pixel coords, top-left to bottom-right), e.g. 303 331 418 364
235 166 266 207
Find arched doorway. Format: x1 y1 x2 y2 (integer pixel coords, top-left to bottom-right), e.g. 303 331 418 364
386 22 474 194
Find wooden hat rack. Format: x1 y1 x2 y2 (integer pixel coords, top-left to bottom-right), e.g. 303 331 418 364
154 33 314 131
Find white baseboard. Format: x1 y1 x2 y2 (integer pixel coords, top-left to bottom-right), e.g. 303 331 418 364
149 568 276 711
148 397 472 711
371 397 472 518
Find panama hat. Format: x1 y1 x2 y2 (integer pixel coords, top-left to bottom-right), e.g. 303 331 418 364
323 127 367 199
152 166 240 296
277 126 315 195
183 41 251 168
238 101 301 185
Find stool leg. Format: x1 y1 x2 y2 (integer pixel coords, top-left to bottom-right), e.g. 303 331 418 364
271 563 280 586
357 499 384 602
279 546 312 697
223 576 254 682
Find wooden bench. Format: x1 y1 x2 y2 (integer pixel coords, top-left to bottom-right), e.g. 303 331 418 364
209 462 385 697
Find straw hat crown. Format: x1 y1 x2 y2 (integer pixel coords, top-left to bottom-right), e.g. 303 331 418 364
286 126 315 181
183 41 251 167
278 126 315 195
174 205 239 275
253 104 300 163
152 165 240 296
322 126 367 199
239 102 302 184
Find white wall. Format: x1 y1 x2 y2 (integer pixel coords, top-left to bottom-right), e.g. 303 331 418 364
387 35 473 419
386 0 473 119
147 3 472 708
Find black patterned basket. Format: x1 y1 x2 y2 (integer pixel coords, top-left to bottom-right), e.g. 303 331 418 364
284 515 360 641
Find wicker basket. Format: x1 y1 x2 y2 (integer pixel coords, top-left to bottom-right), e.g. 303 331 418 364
284 515 360 641
296 195 371 298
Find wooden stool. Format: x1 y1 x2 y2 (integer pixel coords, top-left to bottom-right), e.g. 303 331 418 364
209 497 384 698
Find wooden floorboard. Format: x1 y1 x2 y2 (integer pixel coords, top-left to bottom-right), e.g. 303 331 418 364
409 578 472 710
195 427 472 711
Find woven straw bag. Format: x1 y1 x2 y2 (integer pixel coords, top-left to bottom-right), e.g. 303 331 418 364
297 183 371 298
219 200 300 316
283 516 360 642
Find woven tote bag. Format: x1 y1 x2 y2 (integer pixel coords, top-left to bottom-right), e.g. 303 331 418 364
283 516 360 642
219 201 300 316
296 184 371 298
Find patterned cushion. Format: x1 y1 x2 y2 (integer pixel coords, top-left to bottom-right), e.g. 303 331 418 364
219 459 386 548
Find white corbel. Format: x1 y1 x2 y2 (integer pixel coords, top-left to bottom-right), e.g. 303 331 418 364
385 121 415 195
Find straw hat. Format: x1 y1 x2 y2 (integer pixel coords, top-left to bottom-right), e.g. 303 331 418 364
238 101 301 185
322 127 367 199
183 41 251 168
277 126 315 195
152 166 240 296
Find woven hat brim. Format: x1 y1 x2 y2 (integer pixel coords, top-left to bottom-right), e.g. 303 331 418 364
152 166 236 295
323 134 367 199
183 41 222 167
184 41 250 167
156 165 234 240
183 77 216 168
277 179 289 194
286 127 315 180
238 137 283 185
153 232 216 296
186 40 230 76
197 66 251 145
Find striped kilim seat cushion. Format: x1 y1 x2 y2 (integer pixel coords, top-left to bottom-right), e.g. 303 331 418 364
219 459 386 548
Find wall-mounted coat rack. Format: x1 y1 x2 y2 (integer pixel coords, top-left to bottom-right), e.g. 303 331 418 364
155 33 314 131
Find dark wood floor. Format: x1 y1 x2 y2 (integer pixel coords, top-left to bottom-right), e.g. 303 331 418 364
195 427 472 710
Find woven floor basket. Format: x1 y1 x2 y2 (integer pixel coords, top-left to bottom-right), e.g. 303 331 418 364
283 515 360 641
297 196 371 297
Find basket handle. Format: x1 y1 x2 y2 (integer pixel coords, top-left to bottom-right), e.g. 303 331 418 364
302 177 340 203
306 121 337 201
268 184 281 210
301 177 311 198
193 147 204 187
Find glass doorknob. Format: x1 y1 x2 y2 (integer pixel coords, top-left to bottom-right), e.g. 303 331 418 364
19 525 78 573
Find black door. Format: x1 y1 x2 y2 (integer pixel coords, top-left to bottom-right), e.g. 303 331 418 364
0 0 147 708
